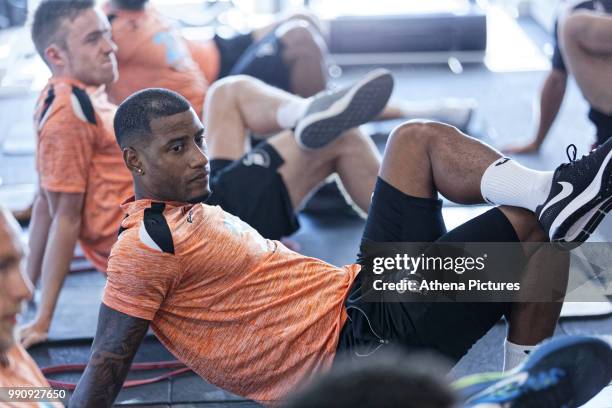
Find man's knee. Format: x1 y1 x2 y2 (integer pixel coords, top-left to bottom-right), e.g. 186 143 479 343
387 120 451 154
207 75 257 104
277 21 324 56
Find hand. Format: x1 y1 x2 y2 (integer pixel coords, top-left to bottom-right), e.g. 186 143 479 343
19 320 50 349
502 141 541 155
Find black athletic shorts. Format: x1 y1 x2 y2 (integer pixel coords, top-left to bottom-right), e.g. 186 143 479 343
212 30 292 92
205 143 299 240
336 177 520 363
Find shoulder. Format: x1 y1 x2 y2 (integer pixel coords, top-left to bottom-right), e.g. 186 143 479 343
115 202 177 257
36 81 97 132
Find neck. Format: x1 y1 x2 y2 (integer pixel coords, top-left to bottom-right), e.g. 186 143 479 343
133 181 165 203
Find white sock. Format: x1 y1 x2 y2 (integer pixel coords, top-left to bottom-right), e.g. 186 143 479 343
480 158 553 212
276 98 310 129
503 339 535 371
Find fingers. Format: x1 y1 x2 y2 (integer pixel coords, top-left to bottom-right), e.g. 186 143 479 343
19 324 49 349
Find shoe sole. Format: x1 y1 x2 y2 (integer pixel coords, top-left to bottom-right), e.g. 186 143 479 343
295 69 394 150
549 148 612 244
515 336 612 407
465 336 612 407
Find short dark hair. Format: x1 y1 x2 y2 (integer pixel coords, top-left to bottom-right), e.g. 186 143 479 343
31 0 95 62
114 88 192 149
283 350 455 408
112 0 149 10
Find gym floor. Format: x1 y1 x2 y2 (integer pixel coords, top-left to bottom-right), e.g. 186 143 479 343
0 10 610 408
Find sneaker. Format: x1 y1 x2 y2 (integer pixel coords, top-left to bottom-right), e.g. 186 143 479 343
295 69 394 149
462 335 612 408
536 140 612 243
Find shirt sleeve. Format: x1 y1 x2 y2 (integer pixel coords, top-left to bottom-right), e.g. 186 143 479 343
37 104 96 193
103 235 180 321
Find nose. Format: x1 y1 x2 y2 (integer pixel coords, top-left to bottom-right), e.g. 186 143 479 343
190 144 208 170
190 139 208 169
11 268 34 303
103 36 118 55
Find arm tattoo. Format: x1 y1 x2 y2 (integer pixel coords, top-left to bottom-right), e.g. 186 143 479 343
69 304 149 408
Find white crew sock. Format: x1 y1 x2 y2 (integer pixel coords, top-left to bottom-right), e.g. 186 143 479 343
480 158 554 212
276 98 310 129
503 339 535 371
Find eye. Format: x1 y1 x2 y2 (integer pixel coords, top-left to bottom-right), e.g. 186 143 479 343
171 144 184 153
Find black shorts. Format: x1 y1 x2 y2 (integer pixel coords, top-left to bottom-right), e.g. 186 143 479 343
212 30 292 92
205 143 299 240
336 178 520 363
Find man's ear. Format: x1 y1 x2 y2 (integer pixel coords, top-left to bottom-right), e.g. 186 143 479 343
123 147 143 175
44 44 67 70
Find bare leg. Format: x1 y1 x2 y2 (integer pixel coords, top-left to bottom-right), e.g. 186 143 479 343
253 17 407 119
506 245 569 345
205 74 381 213
560 11 612 114
269 127 380 212
204 75 300 159
381 121 562 341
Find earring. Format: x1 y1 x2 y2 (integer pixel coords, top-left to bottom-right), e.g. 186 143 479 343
137 168 143 175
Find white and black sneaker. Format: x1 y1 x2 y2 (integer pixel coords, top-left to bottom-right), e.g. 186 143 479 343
295 69 394 150
536 140 612 243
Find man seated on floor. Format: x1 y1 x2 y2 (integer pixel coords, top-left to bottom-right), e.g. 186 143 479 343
70 87 612 406
504 0 612 154
20 0 386 348
0 208 63 408
104 0 473 125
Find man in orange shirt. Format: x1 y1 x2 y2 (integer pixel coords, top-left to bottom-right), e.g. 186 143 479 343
105 0 329 108
20 0 387 348
105 0 419 121
0 208 63 408
70 88 611 406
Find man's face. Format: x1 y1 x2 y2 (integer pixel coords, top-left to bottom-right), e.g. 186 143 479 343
60 9 118 86
0 211 33 353
138 108 211 203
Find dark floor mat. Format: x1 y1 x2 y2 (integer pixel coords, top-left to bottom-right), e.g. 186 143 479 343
28 336 261 407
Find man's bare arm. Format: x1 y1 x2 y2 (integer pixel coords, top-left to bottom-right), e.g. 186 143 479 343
70 303 150 407
20 190 84 348
503 68 567 154
26 192 52 284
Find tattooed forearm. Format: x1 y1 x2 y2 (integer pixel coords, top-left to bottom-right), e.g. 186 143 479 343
69 304 150 408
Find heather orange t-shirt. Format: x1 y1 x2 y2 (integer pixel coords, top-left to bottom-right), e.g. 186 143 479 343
103 198 359 405
106 5 210 116
34 78 133 272
186 38 221 83
0 345 64 407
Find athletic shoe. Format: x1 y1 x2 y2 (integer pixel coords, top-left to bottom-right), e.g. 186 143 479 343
462 335 612 408
536 140 612 243
295 69 394 149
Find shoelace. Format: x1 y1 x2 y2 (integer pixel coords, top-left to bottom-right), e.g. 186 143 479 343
561 143 595 172
566 144 578 163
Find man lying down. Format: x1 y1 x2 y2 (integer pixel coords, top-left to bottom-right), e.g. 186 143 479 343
70 88 612 406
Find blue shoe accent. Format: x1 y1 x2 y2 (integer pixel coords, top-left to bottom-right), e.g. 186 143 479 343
464 336 612 408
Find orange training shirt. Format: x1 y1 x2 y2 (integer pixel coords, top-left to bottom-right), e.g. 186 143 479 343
34 77 133 272
103 198 359 405
106 5 210 116
0 345 64 407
